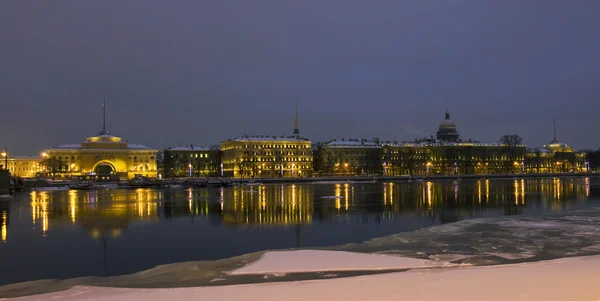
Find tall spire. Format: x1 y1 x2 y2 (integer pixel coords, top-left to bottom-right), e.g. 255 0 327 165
100 99 109 135
293 100 300 136
552 118 557 143
445 109 450 120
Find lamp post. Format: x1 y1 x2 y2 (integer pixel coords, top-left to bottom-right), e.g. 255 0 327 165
188 163 192 177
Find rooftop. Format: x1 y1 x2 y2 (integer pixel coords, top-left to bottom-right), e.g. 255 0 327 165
324 139 381 148
225 135 310 142
167 145 218 151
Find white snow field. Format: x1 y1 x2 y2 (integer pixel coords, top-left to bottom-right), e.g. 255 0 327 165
7 251 600 301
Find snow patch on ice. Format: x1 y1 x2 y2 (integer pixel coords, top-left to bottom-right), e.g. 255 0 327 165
230 250 454 275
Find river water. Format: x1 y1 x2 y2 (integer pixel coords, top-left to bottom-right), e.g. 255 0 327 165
0 177 598 286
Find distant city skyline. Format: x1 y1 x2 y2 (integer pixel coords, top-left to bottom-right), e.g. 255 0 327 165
2 1 599 154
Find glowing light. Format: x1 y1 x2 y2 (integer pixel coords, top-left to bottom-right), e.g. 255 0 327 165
1 210 7 242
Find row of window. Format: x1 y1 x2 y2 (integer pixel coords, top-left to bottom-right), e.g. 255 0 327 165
242 157 312 162
237 144 310 149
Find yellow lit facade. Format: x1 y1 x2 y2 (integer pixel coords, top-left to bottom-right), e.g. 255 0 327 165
46 133 158 179
526 142 586 173
3 156 44 178
221 135 313 178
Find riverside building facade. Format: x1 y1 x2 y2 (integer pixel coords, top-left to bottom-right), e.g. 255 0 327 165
382 111 527 176
44 103 158 179
316 138 383 176
163 145 221 178
220 105 313 178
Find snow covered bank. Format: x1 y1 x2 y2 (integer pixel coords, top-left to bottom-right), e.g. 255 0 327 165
230 250 454 275
8 254 600 301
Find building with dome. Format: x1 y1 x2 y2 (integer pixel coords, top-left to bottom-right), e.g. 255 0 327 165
382 110 527 175
44 103 158 179
436 110 460 142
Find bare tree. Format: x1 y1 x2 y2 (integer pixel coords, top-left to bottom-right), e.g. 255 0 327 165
499 134 523 173
41 158 65 180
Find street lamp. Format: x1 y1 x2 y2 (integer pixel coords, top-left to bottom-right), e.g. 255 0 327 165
188 163 192 177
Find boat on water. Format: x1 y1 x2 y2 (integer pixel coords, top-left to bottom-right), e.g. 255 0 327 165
69 181 98 190
244 181 263 186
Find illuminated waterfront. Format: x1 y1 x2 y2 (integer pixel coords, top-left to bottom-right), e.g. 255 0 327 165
0 177 597 285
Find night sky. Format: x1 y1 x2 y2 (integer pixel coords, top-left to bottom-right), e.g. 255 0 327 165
2 1 599 155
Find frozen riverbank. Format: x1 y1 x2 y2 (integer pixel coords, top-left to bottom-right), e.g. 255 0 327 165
6 252 600 301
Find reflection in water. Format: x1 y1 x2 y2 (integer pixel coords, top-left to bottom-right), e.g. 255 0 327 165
18 178 594 239
29 189 159 239
222 185 312 225
1 208 7 243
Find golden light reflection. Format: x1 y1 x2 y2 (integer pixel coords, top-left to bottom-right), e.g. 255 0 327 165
335 184 341 210
188 188 193 212
426 181 433 206
222 185 313 225
586 177 590 197
388 182 394 206
485 179 490 202
30 189 159 239
477 180 482 204
554 178 561 201
521 179 525 202
69 190 77 223
383 183 387 205
1 210 7 242
344 183 349 210
514 179 519 204
220 187 225 211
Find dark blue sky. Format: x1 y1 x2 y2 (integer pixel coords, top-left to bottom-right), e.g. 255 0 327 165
1 0 599 154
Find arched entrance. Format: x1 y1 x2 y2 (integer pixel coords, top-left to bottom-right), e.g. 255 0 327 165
93 162 116 175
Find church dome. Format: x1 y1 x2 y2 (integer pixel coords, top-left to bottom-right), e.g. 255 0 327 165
439 119 457 131
436 111 460 142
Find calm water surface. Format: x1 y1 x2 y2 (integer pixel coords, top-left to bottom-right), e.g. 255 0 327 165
0 177 597 285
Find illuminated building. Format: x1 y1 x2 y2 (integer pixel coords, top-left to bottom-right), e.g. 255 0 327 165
2 156 44 178
316 138 382 176
220 105 312 178
525 124 586 173
382 111 527 175
163 145 221 178
45 103 158 179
